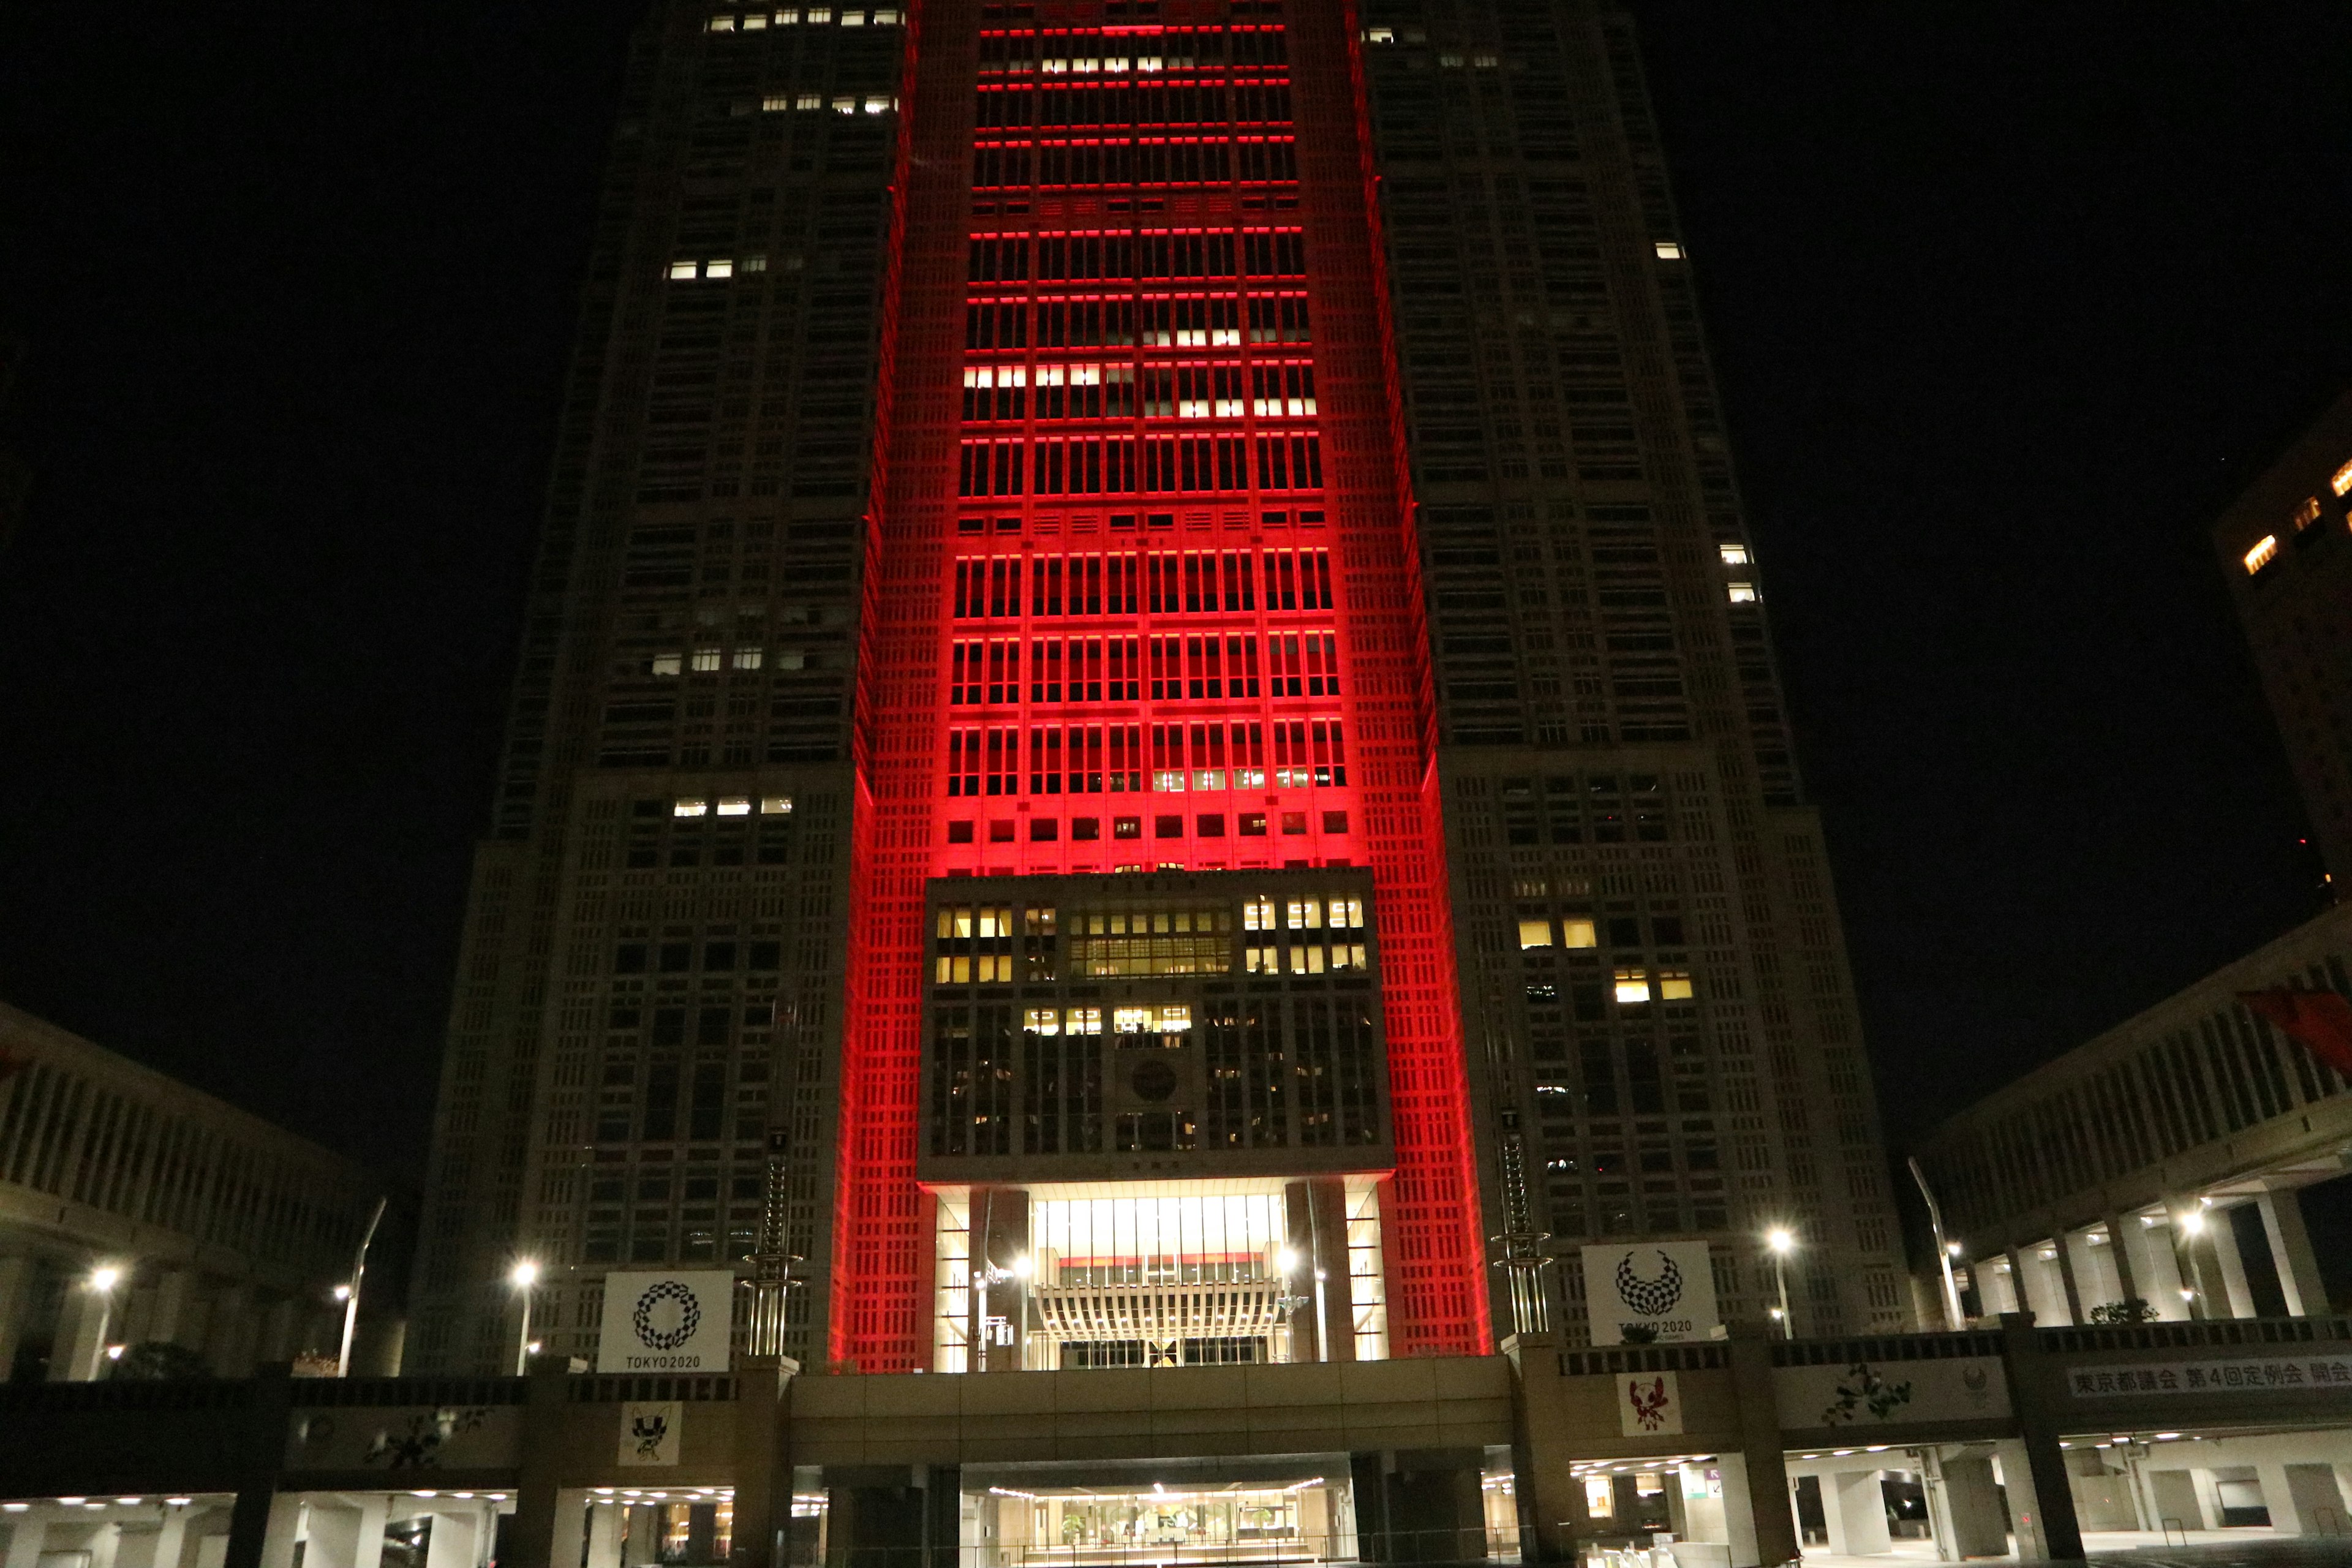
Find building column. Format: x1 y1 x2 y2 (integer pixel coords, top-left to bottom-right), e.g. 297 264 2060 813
732 1359 792 1568
152 1504 195 1568
1996 1313 2084 1560
1819 1471 1891 1556
208 1282 255 1377
2065 1228 2121 1317
0 1256 36 1376
2206 1212 2258 1319
2255 1189 2329 1317
53 1281 111 1381
1933 1450 2008 1561
1727 1327 1800 1568
422 1508 480 1568
3 1517 48 1568
256 1498 304 1568
2100 1215 2146 1310
2121 1217 2189 1319
149 1269 197 1348
584 1501 622 1568
506 1357 570 1568
305 1499 390 1568
2048 1240 2086 1325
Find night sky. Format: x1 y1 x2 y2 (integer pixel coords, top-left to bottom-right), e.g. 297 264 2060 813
1 4 2347 1197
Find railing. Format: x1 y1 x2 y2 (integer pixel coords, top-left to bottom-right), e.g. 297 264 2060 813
2037 1315 2352 1354
293 1376 528 1408
793 1529 1523 1568
0 1379 257 1413
1773 1332 2003 1366
1559 1346 1726 1377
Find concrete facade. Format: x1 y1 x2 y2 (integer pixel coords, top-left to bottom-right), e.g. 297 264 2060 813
0 1001 398 1381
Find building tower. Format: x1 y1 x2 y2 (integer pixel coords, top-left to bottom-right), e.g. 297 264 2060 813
2215 391 2352 892
410 0 1907 1376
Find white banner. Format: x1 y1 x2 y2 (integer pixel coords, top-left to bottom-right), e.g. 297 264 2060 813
1617 1370 1683 1436
1582 1242 1719 1344
2067 1355 2352 1398
597 1270 736 1373
1775 1357 2009 1430
619 1401 682 1466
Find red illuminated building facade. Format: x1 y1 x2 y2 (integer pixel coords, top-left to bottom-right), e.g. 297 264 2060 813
410 0 1909 1378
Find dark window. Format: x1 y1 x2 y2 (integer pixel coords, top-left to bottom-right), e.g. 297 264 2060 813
1072 817 1101 840
1240 813 1268 835
1322 810 1349 832
748 941 782 970
948 820 976 842
1155 815 1185 837
1196 813 1225 837
704 941 737 971
615 943 649 974
658 941 693 973
1030 818 1059 840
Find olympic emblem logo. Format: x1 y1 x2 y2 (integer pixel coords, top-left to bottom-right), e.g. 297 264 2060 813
632 1280 703 1351
1614 1250 1684 1317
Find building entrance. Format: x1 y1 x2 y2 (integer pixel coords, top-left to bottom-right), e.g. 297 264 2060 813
967 1461 1357 1568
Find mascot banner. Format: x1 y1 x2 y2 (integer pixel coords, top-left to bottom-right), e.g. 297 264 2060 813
1581 1242 1719 1344
597 1270 736 1373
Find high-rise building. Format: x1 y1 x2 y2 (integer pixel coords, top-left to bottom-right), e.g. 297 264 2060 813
410 0 1909 1378
2215 391 2352 889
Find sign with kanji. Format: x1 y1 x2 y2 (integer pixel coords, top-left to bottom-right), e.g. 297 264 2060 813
2065 1357 2352 1398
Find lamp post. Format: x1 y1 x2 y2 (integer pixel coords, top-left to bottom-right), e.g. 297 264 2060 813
1766 1228 1795 1338
83 1265 123 1381
510 1261 540 1375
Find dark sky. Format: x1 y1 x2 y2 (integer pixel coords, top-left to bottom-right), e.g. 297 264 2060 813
1 4 2348 1189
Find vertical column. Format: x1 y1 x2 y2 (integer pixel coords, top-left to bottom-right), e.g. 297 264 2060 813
1931 1453 2007 1561
208 1282 255 1377
150 1268 197 1347
2204 1212 2257 1319
2099 1215 2143 1310
2122 1217 2189 1319
506 1356 571 1568
2255 1189 2328 1317
3 1517 48 1568
0 1255 35 1375
2048 1239 2086 1325
584 1501 622 1568
1726 1327 1799 1568
421 1509 480 1568
731 1358 791 1568
53 1280 111 1380
225 1365 295 1568
1818 1471 1891 1556
1995 1314 2084 1561
257 1499 304 1568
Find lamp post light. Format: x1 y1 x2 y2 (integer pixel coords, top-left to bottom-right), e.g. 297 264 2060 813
510 1261 541 1375
336 1196 388 1378
83 1265 123 1381
1765 1228 1795 1338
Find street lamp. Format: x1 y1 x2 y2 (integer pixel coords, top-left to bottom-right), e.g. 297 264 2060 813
1765 1228 1795 1338
83 1265 123 1381
510 1261 541 1375
336 1196 388 1378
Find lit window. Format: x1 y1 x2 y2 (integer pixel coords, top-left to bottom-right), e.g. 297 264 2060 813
741 254 766 273
1024 1008 1060 1035
1517 918 1553 949
668 260 698 280
761 94 790 111
692 647 723 671
806 4 831 18
733 647 763 670
1472 52 1498 67
777 6 801 20
873 9 900 22
796 92 821 110
1067 1006 1101 1035
1657 970 1694 1001
864 96 891 114
1154 770 1186 792
650 653 682 676
2242 535 2278 575
717 797 752 817
674 799 709 818
832 96 856 113
1114 1006 1155 1034
1438 52 1463 67
1561 919 1597 949
1366 26 1395 42
706 258 734 279
1243 897 1275 931
1654 241 1684 260
2291 495 2321 531
1727 582 1757 603
840 8 865 21
758 796 792 815
1135 55 1162 71
1718 542 1749 565
1613 968 1651 1005
741 11 766 26
2332 458 2352 497
706 13 736 29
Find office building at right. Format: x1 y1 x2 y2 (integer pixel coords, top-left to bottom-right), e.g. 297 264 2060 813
2215 391 2352 888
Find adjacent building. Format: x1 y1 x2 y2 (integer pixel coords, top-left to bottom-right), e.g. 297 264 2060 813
408 0 1910 1382
0 1001 398 1380
2215 391 2352 888
1912 901 2352 1327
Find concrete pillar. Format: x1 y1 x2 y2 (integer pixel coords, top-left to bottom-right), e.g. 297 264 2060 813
2146 1471 2202 1535
733 1359 792 1568
53 1282 113 1380
0 1255 36 1375
150 1270 197 1348
2206 1213 2258 1319
2066 1230 2122 1317
546 1494 589 1568
1996 1314 2084 1560
2257 1462 2349 1536
207 1283 255 1378
2256 1191 2329 1318
1982 1254 2020 1315
1819 1471 1891 1556
4 1518 48 1568
1727 1327 1799 1568
423 1509 479 1568
257 1499 304 1568
153 1506 194 1568
2048 1240 2086 1325
584 1502 622 1568
1936 1451 2009 1560
2100 1217 2142 1308
2122 1219 2190 1320
623 1504 657 1568
507 1359 570 1568
257 1298 296 1363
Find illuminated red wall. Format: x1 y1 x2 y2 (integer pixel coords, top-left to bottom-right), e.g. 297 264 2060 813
840 0 1488 1371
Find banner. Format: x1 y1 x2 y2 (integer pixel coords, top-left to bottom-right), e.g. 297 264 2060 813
1581 1242 1719 1344
2067 1355 2352 1398
1618 1370 1682 1436
619 1401 682 1466
1775 1356 2009 1430
597 1270 736 1373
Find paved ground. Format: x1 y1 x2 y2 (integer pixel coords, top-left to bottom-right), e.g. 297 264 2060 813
1794 1532 2352 1568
